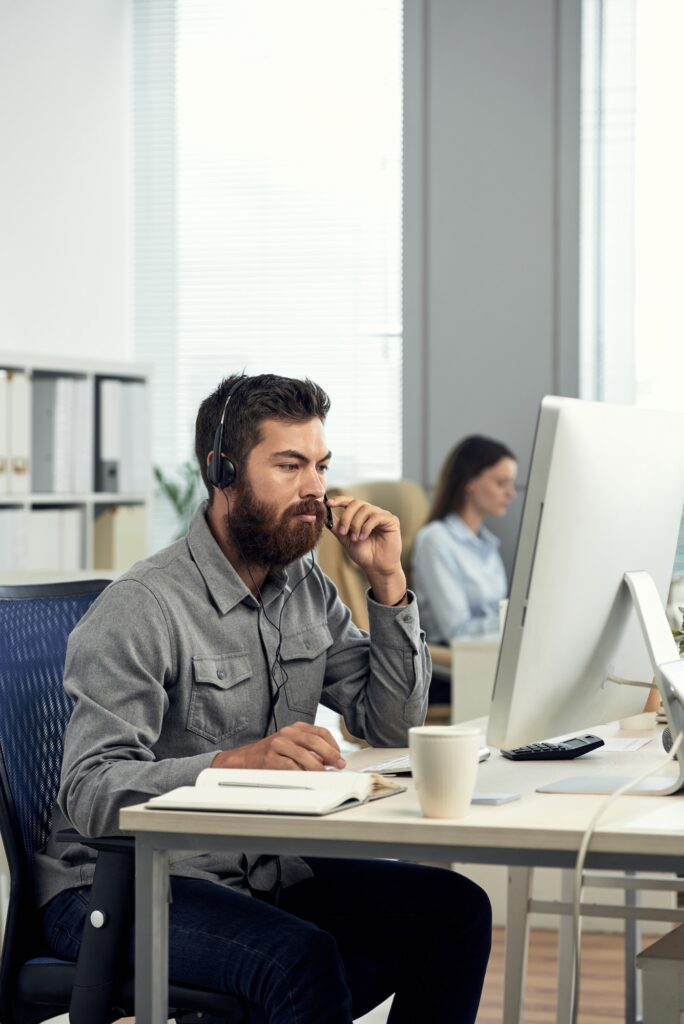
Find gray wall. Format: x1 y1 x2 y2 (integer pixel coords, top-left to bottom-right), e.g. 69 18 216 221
0 0 132 361
403 0 582 571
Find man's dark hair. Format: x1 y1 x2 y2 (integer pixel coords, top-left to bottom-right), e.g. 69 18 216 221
427 435 516 523
195 373 331 499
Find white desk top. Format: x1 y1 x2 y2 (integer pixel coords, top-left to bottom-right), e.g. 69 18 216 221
120 722 684 865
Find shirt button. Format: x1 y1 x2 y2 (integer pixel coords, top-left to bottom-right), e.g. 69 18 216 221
217 670 225 680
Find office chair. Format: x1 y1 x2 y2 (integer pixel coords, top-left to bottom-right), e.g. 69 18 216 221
0 580 249 1024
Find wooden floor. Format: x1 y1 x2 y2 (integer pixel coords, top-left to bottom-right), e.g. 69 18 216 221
477 927 647 1024
104 926 657 1024
354 925 655 1024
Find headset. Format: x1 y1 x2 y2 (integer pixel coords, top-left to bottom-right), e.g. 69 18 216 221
207 375 249 489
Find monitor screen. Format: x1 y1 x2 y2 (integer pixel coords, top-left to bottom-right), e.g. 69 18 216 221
487 396 684 750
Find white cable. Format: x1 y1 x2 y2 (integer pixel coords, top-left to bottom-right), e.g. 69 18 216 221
570 726 684 1024
606 674 656 690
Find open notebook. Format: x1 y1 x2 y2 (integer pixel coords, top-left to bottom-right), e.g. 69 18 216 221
146 768 405 816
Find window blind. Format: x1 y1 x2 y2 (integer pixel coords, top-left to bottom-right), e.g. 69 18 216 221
133 0 403 548
579 0 637 404
580 0 683 577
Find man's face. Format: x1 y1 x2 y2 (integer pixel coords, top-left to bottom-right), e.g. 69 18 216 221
226 417 330 568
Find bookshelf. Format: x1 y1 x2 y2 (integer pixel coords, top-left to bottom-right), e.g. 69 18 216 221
0 352 152 575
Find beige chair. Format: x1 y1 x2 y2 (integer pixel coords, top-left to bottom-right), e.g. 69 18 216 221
317 480 451 725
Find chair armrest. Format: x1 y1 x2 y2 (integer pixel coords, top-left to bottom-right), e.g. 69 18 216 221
56 827 134 855
55 828 135 1024
428 645 451 686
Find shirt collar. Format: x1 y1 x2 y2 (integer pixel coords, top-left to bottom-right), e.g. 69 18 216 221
186 502 289 615
444 512 501 549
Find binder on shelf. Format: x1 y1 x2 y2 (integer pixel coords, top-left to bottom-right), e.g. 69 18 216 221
53 377 74 492
0 509 29 571
26 508 83 572
31 378 54 492
7 372 30 496
32 376 75 493
73 378 94 494
119 382 149 493
33 375 94 494
0 370 8 494
94 505 148 572
59 508 83 570
27 510 61 571
97 379 122 492
97 379 150 495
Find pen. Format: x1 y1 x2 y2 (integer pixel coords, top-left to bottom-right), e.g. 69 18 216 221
217 781 315 790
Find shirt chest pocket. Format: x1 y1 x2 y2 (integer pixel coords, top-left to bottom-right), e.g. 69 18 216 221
187 653 252 744
279 622 333 717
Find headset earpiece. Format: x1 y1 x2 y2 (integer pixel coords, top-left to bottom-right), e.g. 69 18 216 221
208 376 247 489
208 434 237 488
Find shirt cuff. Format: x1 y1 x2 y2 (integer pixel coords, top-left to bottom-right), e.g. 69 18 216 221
367 587 414 608
366 588 424 650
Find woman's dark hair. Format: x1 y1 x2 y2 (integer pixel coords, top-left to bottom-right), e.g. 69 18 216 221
427 435 516 523
195 373 331 499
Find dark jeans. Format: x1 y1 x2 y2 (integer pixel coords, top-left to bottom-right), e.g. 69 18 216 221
41 857 492 1024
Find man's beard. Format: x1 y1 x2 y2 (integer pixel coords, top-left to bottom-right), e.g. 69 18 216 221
225 478 325 569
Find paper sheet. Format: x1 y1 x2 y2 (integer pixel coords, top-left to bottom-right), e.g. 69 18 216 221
602 737 652 752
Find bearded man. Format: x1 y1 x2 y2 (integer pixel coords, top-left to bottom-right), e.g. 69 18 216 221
35 373 491 1024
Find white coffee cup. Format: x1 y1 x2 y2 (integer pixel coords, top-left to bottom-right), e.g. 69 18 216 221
408 725 481 819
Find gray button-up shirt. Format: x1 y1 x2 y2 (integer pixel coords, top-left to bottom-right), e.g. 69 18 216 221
34 503 430 906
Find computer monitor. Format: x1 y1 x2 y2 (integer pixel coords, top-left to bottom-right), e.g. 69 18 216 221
487 396 684 765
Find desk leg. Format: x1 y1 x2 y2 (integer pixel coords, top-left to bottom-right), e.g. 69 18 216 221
503 866 532 1024
556 869 575 1024
624 873 640 1024
135 839 170 1024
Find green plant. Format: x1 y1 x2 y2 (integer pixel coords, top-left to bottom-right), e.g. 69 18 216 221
154 460 205 539
675 606 684 657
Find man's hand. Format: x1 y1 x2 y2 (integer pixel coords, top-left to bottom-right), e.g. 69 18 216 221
326 494 407 606
211 722 347 771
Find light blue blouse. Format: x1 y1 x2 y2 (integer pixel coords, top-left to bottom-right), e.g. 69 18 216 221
411 513 507 643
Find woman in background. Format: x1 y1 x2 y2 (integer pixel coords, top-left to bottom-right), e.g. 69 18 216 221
412 436 517 643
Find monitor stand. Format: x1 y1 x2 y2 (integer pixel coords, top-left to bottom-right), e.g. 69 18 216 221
537 570 684 797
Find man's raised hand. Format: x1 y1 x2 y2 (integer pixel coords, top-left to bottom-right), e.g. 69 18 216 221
325 494 407 606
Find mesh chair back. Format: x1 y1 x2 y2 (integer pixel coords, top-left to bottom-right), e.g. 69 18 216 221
0 581 110 1023
0 579 249 1024
0 582 110 860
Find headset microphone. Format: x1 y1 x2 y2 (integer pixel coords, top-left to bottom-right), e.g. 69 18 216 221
324 493 334 530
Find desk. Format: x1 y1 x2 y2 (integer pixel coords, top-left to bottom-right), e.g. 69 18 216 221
120 725 684 1024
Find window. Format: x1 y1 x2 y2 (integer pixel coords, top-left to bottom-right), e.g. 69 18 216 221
134 0 403 546
581 0 684 576
580 0 637 404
